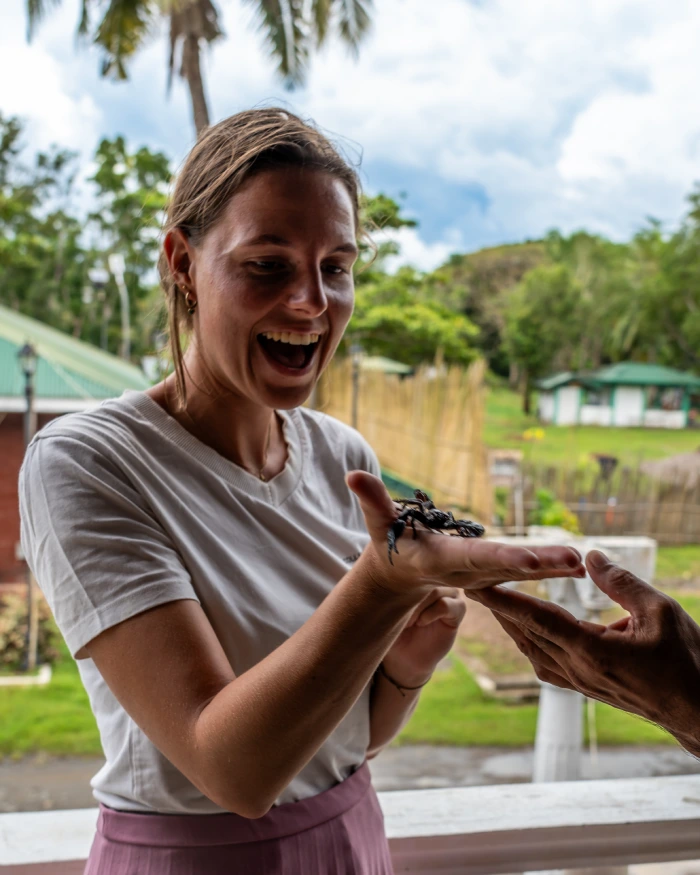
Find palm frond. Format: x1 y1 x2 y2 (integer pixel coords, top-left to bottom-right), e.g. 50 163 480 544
77 0 91 37
332 0 372 54
26 0 63 41
246 0 309 87
310 0 331 47
167 12 178 92
93 0 155 80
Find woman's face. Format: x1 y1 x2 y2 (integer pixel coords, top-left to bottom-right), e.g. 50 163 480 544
172 167 358 410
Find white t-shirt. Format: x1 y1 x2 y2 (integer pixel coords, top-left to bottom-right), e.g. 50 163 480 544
19 391 380 814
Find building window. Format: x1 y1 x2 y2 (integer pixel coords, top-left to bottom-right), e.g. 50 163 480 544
647 387 683 411
583 388 610 406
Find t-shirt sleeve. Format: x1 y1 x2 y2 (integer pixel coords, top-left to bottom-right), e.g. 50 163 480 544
19 433 200 659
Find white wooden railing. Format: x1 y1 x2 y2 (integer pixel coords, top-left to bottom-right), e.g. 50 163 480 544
3 776 700 873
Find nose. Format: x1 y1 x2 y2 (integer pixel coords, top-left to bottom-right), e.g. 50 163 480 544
285 266 328 317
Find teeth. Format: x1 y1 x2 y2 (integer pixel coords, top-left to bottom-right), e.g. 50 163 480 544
260 331 320 346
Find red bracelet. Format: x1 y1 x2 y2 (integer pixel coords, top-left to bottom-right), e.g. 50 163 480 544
377 662 432 697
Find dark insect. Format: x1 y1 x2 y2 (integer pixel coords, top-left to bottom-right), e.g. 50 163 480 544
387 490 485 565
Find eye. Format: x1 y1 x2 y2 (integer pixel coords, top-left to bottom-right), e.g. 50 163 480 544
250 260 286 272
247 259 292 278
323 263 348 276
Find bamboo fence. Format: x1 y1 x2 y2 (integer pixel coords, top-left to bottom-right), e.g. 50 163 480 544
518 461 700 544
315 357 492 523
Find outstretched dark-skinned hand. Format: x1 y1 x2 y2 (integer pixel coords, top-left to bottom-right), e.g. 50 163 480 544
469 550 700 757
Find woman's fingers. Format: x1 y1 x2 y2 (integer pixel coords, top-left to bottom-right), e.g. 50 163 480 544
407 587 460 625
415 594 466 627
347 474 586 601
422 534 583 578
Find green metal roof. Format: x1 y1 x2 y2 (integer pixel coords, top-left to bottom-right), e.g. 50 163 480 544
0 304 150 401
593 362 700 388
538 362 700 392
537 371 579 391
361 356 414 375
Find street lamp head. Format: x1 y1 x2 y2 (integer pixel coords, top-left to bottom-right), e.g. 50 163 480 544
88 267 110 291
107 253 126 278
17 342 38 377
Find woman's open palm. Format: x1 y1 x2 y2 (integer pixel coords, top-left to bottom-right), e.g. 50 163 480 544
347 471 585 595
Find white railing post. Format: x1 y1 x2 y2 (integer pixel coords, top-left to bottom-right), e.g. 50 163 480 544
532 576 587 784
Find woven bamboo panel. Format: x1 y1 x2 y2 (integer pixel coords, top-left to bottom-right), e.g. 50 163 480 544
316 358 491 523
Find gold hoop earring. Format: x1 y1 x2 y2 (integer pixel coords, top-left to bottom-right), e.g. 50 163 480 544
185 292 197 315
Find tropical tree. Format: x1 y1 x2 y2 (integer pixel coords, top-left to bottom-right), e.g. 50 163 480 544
631 192 700 371
356 192 417 284
0 112 88 335
502 264 583 413
86 134 171 356
0 114 171 360
25 0 374 136
349 268 479 367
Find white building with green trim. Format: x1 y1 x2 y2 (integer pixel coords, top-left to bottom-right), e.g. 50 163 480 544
536 363 700 429
1 305 151 583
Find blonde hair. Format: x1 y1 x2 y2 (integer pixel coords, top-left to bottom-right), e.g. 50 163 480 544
158 108 362 408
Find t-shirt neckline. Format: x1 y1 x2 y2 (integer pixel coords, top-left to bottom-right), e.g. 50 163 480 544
119 390 305 506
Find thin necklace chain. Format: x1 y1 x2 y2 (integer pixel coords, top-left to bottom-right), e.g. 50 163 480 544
166 379 275 481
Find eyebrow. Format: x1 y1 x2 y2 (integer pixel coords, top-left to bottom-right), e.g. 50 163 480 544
243 234 359 255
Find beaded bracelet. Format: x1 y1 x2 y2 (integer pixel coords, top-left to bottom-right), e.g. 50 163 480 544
377 662 432 697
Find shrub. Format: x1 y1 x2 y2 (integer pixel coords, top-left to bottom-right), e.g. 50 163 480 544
493 486 510 525
529 488 581 535
0 592 62 672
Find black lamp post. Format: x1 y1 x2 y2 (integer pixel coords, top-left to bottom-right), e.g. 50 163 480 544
17 342 37 448
17 342 38 671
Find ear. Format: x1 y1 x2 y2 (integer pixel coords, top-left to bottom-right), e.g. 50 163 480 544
163 228 197 291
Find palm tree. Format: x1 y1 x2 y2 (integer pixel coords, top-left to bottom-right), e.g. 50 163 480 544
26 0 373 136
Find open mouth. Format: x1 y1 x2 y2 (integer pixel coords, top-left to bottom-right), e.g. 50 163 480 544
257 331 321 371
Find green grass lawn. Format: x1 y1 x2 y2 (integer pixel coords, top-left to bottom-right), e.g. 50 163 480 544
670 589 700 620
655 546 700 582
397 657 674 747
1 571 696 759
398 582 699 747
0 638 100 761
484 386 700 466
1 621 687 759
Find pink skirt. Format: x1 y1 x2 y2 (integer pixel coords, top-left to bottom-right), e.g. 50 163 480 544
83 762 393 874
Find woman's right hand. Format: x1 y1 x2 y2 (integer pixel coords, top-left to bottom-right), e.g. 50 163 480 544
346 471 585 595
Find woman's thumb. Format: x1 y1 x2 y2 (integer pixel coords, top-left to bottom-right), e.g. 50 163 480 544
346 471 397 539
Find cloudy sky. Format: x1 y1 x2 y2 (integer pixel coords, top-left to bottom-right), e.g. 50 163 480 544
2 0 700 270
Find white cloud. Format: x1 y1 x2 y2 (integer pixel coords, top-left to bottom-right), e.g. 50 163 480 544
3 0 700 257
379 227 461 274
0 28 100 156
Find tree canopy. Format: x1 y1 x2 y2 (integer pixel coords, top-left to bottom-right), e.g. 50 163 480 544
0 113 170 358
3 110 700 392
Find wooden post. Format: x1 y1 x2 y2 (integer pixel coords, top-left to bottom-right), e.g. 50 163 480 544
27 572 39 672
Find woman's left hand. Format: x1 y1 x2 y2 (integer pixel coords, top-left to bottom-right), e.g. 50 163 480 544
381 587 466 687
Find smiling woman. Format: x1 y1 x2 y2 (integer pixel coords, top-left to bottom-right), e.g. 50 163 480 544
18 108 584 875
257 329 321 370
